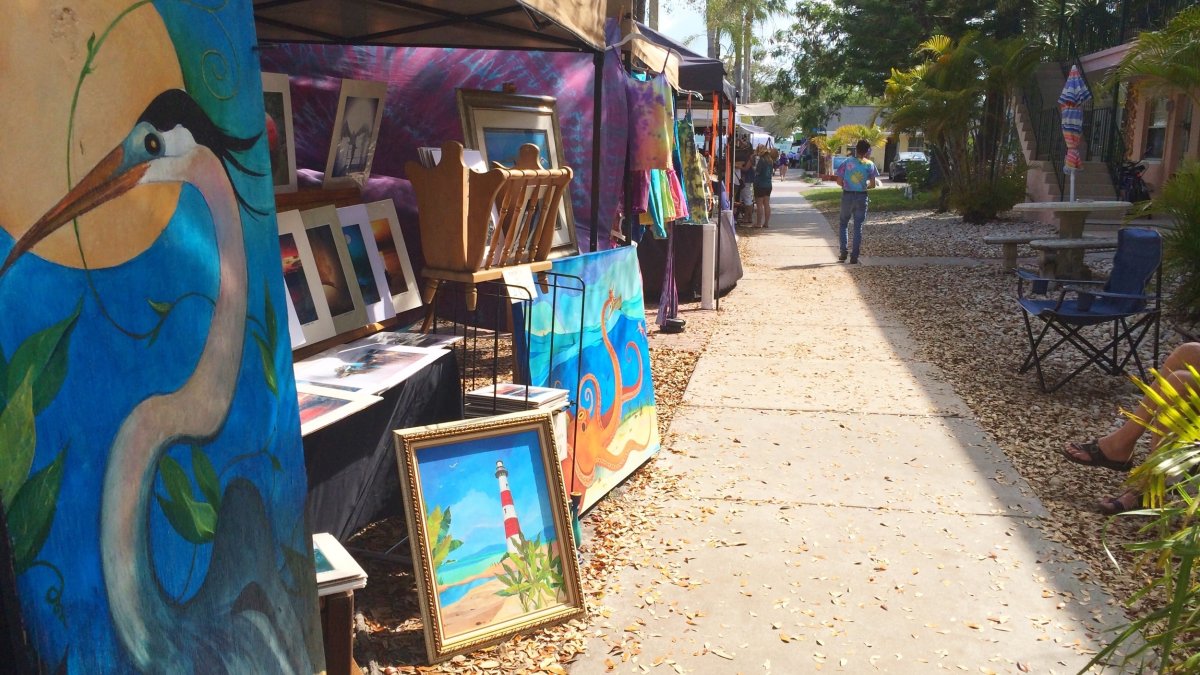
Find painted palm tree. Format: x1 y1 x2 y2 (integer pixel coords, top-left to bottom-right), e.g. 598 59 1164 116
1 89 318 673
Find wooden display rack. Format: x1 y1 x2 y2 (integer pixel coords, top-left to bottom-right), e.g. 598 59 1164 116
406 141 572 328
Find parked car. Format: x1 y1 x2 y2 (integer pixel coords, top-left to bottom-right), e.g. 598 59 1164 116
889 151 928 181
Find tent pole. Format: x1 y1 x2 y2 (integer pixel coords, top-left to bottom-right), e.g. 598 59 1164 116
712 89 721 312
591 49 604 252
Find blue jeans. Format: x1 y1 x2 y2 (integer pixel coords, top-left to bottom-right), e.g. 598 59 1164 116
838 191 869 259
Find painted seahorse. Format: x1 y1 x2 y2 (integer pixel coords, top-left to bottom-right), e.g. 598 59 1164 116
566 290 646 493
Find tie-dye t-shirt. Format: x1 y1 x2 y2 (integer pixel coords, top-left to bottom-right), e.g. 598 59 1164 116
837 157 879 192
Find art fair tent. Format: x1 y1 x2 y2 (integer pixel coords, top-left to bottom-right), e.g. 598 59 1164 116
253 0 611 249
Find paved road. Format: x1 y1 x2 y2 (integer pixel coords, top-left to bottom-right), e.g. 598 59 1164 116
569 178 1133 674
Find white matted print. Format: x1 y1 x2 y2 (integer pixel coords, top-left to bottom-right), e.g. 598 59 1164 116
300 205 368 335
336 204 395 323
364 199 422 314
294 344 444 395
261 72 298 193
457 90 578 258
278 209 336 344
283 287 307 349
323 78 388 189
296 383 382 436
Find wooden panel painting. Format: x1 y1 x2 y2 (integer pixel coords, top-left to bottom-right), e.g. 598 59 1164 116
394 412 583 663
512 246 660 512
0 2 325 671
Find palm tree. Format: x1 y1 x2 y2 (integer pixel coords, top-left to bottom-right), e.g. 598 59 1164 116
882 32 1040 220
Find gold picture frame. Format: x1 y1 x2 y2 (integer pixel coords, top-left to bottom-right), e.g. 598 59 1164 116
393 411 584 663
457 89 578 258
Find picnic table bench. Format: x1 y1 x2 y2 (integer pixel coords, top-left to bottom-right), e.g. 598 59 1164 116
1028 236 1118 279
983 234 1039 270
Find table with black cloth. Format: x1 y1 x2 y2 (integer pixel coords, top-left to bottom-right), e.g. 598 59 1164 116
302 350 462 541
638 217 744 302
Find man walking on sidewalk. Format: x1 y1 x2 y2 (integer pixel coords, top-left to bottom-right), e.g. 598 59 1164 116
835 139 879 263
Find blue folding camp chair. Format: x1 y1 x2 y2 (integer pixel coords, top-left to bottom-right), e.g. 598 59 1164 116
1016 227 1162 393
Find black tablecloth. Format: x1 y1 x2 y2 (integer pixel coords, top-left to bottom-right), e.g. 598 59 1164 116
638 218 744 301
302 351 462 541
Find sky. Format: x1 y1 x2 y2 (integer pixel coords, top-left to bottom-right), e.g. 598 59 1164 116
653 2 790 58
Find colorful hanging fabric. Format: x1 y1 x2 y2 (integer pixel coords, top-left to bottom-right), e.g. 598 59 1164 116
626 69 673 171
678 114 710 223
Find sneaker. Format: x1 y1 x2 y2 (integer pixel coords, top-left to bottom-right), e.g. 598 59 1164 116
849 257 860 264
838 251 847 262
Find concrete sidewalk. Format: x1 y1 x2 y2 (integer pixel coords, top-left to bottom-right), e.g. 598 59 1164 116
570 179 1131 674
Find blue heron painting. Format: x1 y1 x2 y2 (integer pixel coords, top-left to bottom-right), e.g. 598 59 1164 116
0 2 324 672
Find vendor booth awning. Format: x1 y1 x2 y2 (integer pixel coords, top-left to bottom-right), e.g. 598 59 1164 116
632 22 736 103
254 0 605 51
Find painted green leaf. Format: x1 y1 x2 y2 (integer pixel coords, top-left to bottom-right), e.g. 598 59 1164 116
148 299 173 316
264 288 278 349
190 446 221 512
7 302 81 414
254 334 277 396
0 373 36 510
8 448 65 575
0 344 8 410
269 454 282 472
157 456 216 544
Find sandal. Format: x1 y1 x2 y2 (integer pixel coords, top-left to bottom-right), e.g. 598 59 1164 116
1098 491 1141 515
1057 440 1134 472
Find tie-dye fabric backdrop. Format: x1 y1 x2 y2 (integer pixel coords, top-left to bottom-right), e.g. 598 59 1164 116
259 44 630 258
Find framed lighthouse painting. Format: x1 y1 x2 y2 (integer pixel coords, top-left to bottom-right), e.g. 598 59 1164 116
393 411 583 663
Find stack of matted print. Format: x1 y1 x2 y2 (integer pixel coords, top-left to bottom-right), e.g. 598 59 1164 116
464 383 569 418
312 533 368 596
278 200 421 349
293 331 460 435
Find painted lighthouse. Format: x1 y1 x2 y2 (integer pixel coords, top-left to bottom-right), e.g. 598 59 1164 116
495 460 524 554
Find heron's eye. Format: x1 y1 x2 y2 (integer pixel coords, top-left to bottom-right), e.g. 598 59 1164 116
144 134 162 156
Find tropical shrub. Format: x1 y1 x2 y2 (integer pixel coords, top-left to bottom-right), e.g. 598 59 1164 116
1092 365 1200 672
947 166 1028 223
1145 163 1200 326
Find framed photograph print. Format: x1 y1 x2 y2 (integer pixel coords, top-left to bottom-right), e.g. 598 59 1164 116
294 343 444 395
261 72 298 193
457 90 578 258
336 203 396 323
296 383 382 436
364 199 422 314
277 209 337 344
393 411 584 663
323 78 388 189
300 205 369 335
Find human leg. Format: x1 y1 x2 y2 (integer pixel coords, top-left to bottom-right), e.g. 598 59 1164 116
849 193 867 262
837 194 852 260
1064 343 1200 464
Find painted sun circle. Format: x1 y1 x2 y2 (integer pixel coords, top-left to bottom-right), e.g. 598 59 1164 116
0 2 184 269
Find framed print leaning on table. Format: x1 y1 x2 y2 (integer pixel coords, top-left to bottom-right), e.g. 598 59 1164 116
457 89 578 258
394 411 584 663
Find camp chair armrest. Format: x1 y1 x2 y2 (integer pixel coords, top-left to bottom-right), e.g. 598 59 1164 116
1074 289 1154 301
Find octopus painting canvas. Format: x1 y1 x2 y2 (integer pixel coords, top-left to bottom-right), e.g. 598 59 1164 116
0 1 324 672
513 247 660 512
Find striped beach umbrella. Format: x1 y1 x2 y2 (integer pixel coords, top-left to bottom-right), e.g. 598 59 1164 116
1058 66 1092 175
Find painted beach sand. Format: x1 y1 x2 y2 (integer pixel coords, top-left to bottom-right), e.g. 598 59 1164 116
417 428 568 639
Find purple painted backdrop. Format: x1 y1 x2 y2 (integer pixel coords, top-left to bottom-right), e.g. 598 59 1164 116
260 45 629 263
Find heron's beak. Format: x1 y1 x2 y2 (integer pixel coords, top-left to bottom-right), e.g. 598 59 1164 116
1 145 148 277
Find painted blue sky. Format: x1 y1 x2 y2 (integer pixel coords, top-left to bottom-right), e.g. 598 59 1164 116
417 428 558 560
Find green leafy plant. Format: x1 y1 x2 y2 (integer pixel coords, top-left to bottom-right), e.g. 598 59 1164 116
905 159 931 191
426 506 462 581
494 534 564 613
1141 162 1200 326
1090 366 1200 672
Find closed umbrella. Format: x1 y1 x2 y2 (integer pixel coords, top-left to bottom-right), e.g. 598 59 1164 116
1058 65 1093 201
